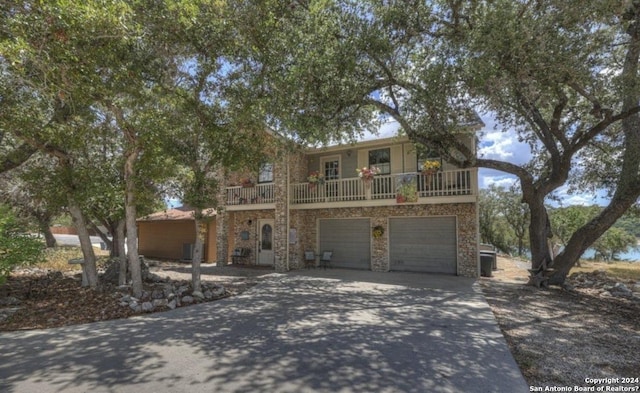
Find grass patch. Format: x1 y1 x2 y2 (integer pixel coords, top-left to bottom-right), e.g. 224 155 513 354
570 260 640 281
35 246 110 272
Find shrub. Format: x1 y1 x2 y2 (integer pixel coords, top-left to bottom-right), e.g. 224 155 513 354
0 205 44 284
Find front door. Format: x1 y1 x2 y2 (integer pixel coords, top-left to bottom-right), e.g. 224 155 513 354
257 219 275 266
321 156 340 198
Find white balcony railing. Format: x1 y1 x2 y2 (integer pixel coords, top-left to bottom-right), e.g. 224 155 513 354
291 169 475 205
224 169 476 208
226 183 275 206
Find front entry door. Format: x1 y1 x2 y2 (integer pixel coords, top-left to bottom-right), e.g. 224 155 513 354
258 219 275 266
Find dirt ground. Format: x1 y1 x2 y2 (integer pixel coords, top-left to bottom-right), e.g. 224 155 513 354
0 262 269 331
480 256 640 389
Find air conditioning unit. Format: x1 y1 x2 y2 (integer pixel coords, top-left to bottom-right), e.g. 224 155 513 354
182 243 195 261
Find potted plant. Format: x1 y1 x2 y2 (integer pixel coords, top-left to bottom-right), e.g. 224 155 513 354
240 178 254 188
422 159 441 175
356 166 381 183
307 171 325 189
372 225 385 239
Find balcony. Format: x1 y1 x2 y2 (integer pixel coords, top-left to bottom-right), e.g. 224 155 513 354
290 169 477 208
224 169 477 211
226 183 276 210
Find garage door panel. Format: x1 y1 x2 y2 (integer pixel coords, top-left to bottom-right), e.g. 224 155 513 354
319 219 370 269
390 217 457 274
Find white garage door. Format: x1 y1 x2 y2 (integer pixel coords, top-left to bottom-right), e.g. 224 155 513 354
389 217 457 274
319 218 371 269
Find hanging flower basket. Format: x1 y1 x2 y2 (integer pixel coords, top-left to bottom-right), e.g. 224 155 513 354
421 160 441 174
241 178 254 188
357 166 381 185
372 225 385 239
307 171 325 189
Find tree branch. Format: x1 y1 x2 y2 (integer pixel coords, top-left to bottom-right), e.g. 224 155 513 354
0 143 38 173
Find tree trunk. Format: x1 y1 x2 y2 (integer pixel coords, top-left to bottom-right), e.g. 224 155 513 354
549 198 638 284
88 220 112 252
38 219 57 248
67 201 98 288
527 196 553 270
113 219 127 286
191 212 204 296
124 150 142 298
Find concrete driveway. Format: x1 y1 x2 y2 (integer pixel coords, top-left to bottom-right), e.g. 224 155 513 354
0 270 528 393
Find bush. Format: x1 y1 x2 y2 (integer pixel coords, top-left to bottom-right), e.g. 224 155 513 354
0 205 44 284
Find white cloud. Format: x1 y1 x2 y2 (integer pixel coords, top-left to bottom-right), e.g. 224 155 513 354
477 114 531 165
479 168 518 189
358 120 400 141
550 185 609 207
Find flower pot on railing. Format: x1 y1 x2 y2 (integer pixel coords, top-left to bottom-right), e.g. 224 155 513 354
421 160 441 191
307 171 325 191
241 178 254 188
357 166 380 189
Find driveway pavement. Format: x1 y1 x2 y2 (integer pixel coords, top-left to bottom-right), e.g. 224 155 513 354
0 271 528 393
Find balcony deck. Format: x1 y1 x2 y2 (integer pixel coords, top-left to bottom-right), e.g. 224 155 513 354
225 169 477 211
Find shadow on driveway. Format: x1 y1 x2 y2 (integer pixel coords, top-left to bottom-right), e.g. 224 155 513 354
0 273 528 393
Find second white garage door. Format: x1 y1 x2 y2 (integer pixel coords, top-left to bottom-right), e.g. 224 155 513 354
318 218 371 269
389 217 457 274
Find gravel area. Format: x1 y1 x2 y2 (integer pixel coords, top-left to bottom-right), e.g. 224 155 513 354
480 256 640 390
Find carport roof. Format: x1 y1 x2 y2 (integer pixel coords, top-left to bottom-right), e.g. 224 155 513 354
137 206 216 222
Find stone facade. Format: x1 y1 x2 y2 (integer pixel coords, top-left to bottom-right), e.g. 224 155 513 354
218 144 479 278
289 203 478 277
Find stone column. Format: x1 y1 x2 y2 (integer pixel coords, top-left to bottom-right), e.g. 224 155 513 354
273 153 289 272
215 169 229 266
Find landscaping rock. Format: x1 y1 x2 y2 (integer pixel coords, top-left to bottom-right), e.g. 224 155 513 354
0 307 21 322
211 286 225 297
152 299 168 308
141 302 154 312
101 258 151 285
151 289 164 299
181 296 194 304
177 285 189 295
613 283 632 293
192 291 204 300
0 296 21 306
167 299 177 310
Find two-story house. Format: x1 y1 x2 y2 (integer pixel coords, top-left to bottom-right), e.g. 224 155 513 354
216 133 480 277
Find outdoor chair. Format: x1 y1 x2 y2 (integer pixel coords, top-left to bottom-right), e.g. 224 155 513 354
304 250 316 269
319 250 333 269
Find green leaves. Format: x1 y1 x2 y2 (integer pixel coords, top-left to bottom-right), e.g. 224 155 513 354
0 205 44 285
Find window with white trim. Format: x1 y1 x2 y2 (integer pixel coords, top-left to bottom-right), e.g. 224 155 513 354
258 163 274 183
368 148 391 175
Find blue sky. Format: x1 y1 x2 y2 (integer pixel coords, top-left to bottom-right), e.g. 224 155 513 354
476 113 609 206
374 115 609 207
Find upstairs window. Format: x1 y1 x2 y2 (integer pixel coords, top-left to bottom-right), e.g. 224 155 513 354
417 147 441 172
258 163 273 183
322 157 340 180
368 148 391 175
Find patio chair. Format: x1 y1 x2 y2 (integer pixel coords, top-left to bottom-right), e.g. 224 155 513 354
304 250 316 269
319 250 333 269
